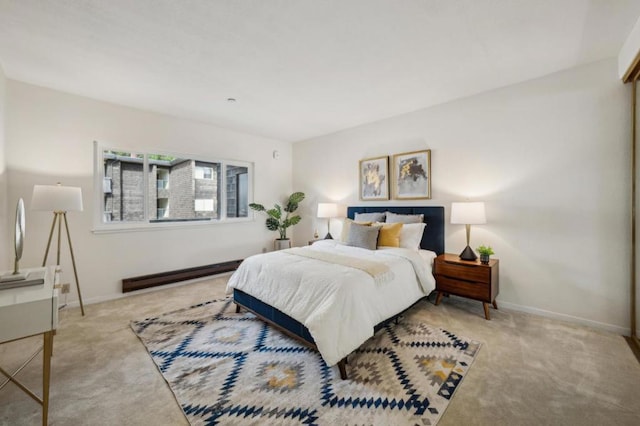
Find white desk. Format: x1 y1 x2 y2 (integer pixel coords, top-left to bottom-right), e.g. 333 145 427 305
0 267 57 426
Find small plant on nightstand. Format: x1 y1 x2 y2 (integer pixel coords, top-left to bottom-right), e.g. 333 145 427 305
476 245 495 264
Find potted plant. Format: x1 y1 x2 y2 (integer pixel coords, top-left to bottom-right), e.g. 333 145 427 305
476 245 495 264
250 192 305 250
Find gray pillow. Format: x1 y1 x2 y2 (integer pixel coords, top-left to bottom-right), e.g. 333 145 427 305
354 212 386 222
385 211 424 224
347 223 381 250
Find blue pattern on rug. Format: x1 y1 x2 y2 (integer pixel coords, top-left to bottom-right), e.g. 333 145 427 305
132 298 480 425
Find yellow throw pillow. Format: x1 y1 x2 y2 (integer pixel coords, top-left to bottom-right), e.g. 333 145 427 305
376 222 403 247
340 218 372 242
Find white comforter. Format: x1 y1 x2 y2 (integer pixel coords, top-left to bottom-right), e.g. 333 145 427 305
226 240 436 366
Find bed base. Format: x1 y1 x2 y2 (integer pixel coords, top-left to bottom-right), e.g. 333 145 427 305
233 288 423 380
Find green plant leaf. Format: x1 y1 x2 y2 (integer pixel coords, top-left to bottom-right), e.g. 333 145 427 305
284 202 297 213
289 192 305 204
266 217 279 231
266 206 281 220
251 192 305 236
288 215 301 226
476 245 495 255
284 192 305 212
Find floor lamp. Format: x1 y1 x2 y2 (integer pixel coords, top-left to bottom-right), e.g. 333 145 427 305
32 184 85 316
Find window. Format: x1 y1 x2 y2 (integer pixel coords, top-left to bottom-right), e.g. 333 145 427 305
102 150 145 223
157 168 169 189
157 199 169 218
95 143 253 229
103 177 112 193
195 199 215 211
226 165 249 218
195 166 213 180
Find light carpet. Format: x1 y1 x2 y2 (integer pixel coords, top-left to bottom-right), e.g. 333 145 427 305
131 298 480 425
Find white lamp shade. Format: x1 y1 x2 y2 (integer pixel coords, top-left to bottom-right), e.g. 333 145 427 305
317 203 339 218
32 185 83 212
450 202 486 225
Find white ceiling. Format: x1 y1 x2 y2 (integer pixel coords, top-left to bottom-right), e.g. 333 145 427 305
0 1 639 142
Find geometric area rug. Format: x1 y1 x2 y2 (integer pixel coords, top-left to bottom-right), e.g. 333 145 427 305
131 298 481 426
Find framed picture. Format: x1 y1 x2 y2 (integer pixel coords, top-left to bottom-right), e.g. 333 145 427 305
392 150 431 199
359 156 389 201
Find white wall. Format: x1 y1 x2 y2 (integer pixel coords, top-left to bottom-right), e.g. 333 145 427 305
6 81 293 304
0 63 7 271
293 58 631 334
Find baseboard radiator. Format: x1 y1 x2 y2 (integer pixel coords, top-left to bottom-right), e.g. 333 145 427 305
122 259 243 293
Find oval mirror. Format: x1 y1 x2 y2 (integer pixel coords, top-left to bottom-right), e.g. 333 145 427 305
15 198 25 261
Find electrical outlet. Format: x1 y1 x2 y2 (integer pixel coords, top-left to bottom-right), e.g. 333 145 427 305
61 283 70 294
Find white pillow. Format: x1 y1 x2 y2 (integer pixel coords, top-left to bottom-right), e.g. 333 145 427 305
385 211 424 224
399 223 426 250
354 212 386 222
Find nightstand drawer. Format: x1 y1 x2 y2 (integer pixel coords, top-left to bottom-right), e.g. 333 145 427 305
435 260 490 283
435 275 490 301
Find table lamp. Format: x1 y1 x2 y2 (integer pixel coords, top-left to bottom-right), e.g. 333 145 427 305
451 201 486 261
317 203 339 239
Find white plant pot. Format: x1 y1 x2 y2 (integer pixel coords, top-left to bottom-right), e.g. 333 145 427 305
274 239 291 251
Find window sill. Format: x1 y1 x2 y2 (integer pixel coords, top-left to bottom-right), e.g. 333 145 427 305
91 217 253 234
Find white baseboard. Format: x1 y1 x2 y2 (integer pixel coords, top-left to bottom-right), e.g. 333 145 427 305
59 271 234 309
498 300 630 336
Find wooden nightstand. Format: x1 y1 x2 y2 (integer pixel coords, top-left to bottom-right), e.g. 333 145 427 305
434 253 499 320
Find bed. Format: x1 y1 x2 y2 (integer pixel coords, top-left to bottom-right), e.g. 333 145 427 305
227 206 444 379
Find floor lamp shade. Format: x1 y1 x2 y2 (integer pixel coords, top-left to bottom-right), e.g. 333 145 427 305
451 202 486 261
32 185 83 212
317 203 339 239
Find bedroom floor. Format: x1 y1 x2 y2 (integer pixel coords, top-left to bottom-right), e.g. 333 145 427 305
1 275 639 425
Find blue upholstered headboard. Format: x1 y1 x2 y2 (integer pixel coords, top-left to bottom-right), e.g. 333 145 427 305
347 206 445 255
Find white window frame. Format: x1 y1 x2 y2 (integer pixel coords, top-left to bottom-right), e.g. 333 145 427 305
92 141 254 233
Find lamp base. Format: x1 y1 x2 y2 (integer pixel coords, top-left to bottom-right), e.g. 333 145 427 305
324 232 333 240
459 245 477 261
